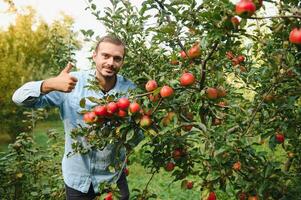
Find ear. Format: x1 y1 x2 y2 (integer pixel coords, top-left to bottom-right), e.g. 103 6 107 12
92 51 97 62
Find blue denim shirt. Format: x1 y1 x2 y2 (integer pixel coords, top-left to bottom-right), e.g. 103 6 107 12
12 69 136 193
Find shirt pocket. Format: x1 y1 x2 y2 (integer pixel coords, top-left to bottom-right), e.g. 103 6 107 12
94 146 113 171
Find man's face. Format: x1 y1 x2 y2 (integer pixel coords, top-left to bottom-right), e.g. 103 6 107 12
92 42 125 78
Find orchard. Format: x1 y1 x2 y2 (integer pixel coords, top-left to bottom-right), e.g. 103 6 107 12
1 0 301 199
77 0 301 199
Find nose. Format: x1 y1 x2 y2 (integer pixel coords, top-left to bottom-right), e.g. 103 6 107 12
107 57 114 66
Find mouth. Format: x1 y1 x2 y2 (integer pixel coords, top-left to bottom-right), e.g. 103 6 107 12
104 68 115 73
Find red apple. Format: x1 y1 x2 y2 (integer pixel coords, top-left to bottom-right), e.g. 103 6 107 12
117 109 127 118
186 181 193 189
129 102 140 113
238 192 247 200
165 162 175 172
231 16 240 26
235 0 256 17
94 105 108 116
232 57 240 66
124 168 129 176
217 101 227 107
180 72 195 86
232 161 241 171
248 196 258 200
275 133 285 143
160 85 174 98
212 118 222 126
226 51 234 60
180 50 187 59
289 28 301 44
145 80 158 92
206 87 218 99
207 192 216 200
182 125 193 131
188 42 201 58
237 55 245 63
140 115 152 127
117 97 130 110
104 192 113 200
170 59 179 65
107 102 118 114
149 94 160 102
172 148 183 160
83 112 96 124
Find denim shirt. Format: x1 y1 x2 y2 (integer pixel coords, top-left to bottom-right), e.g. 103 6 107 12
12 69 136 193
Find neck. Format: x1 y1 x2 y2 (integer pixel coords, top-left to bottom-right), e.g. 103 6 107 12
96 73 117 92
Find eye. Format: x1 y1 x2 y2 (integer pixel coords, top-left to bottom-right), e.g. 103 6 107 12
102 53 110 59
114 56 123 63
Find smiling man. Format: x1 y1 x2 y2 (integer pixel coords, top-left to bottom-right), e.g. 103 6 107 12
12 35 135 200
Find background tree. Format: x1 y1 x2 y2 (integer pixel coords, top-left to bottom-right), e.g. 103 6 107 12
0 2 80 142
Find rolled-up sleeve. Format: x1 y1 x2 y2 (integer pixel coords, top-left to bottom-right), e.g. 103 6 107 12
12 81 65 108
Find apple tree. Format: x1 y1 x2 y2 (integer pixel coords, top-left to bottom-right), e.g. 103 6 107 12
76 0 301 199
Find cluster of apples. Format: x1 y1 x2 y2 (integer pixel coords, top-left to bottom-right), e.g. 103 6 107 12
226 51 247 72
146 72 196 100
179 42 201 59
83 97 153 128
235 0 301 45
164 148 187 171
206 86 227 100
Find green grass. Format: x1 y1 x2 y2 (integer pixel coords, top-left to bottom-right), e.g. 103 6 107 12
127 164 200 200
31 119 64 147
1 119 201 199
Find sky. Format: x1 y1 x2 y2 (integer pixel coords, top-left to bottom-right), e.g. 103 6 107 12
0 0 145 69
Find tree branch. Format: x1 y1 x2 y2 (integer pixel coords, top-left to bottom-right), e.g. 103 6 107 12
249 15 301 20
199 42 219 90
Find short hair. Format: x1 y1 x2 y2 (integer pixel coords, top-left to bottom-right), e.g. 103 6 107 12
95 35 126 56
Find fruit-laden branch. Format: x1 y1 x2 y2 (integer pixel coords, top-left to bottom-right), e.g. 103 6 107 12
153 0 187 55
249 15 301 20
199 41 219 90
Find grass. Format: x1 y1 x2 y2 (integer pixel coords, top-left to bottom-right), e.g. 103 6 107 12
127 164 200 200
1 119 201 199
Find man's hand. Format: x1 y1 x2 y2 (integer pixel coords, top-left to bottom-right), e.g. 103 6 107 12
41 62 78 93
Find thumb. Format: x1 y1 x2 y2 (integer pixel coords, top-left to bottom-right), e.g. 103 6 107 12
61 62 74 74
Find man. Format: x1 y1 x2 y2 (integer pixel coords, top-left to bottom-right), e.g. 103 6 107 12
12 35 135 200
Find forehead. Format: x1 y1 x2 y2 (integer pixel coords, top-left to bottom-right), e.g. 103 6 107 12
96 42 125 57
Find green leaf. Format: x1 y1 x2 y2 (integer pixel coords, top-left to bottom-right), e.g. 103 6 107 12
80 98 86 108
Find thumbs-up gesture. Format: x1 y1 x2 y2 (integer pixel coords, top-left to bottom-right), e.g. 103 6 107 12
41 62 78 93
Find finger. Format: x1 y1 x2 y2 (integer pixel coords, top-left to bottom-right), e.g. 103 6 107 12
69 82 77 87
61 62 74 74
70 76 78 82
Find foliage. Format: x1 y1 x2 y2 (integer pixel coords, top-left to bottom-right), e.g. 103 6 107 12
77 0 301 199
0 129 65 200
0 2 80 139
